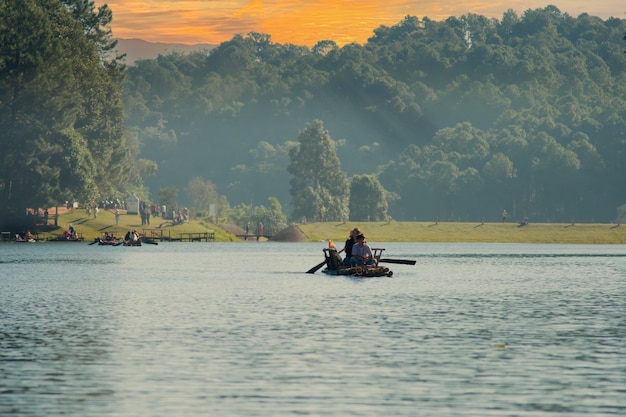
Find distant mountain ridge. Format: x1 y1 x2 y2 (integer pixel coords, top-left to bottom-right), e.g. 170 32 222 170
115 38 215 65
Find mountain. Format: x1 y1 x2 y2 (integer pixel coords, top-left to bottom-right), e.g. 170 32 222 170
115 38 215 65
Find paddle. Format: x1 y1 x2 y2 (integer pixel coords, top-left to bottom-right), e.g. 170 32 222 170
306 261 326 274
379 258 416 265
306 247 345 274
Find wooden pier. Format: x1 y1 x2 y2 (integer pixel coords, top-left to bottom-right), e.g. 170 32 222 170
236 234 273 240
141 229 215 242
179 232 215 242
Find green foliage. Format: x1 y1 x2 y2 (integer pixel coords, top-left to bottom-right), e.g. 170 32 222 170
287 120 350 221
55 129 98 203
228 197 287 235
250 197 288 236
184 177 221 216
228 203 253 228
0 0 133 229
157 187 178 216
118 7 626 223
349 175 388 221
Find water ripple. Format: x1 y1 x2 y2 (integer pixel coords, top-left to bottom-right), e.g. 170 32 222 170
1 242 625 416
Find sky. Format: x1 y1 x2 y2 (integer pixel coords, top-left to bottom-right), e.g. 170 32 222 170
95 0 625 46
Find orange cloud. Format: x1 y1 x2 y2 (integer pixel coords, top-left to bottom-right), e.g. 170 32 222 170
95 0 624 46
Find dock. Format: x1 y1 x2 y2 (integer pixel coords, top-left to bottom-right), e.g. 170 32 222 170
141 229 215 242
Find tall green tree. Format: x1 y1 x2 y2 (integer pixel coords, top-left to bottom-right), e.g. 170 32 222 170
0 0 131 228
250 196 288 236
349 175 388 221
184 176 220 216
157 187 178 218
287 120 349 221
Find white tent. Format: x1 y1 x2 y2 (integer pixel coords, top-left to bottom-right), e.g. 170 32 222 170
126 193 140 214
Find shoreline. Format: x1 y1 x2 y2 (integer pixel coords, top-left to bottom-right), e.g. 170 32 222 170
296 221 626 245
8 208 626 244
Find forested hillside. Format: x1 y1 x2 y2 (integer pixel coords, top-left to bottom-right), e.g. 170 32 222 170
123 6 626 223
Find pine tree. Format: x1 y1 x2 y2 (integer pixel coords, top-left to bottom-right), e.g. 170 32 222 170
287 120 349 222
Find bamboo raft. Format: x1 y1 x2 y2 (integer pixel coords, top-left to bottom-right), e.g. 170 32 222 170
321 248 394 277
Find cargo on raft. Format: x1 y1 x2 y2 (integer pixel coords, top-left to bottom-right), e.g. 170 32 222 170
321 247 393 278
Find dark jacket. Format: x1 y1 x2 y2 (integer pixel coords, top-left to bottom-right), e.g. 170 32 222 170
344 237 355 258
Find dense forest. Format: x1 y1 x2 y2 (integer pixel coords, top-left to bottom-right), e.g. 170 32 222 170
0 0 145 230
2 1 626 230
123 6 626 223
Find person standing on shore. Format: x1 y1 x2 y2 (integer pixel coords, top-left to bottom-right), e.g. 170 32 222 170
115 209 120 226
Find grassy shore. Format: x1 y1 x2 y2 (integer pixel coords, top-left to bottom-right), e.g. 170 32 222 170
34 209 626 244
297 220 626 244
37 208 237 242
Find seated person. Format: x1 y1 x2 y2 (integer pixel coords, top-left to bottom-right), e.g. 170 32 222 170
351 234 376 266
343 228 361 266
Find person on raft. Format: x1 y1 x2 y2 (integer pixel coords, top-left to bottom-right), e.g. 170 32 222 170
342 227 361 266
350 234 376 266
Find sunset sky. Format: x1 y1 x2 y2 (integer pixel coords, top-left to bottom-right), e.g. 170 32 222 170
94 1 624 46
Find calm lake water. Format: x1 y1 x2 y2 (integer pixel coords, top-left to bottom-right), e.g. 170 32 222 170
1 241 625 416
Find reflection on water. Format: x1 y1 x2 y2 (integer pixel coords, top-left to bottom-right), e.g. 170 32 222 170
1 242 625 416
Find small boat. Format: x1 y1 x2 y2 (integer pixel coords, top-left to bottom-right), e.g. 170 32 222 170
122 236 159 246
97 239 118 246
323 264 393 277
321 248 393 278
14 236 36 243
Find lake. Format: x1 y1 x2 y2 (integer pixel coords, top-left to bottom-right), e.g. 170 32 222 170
1 242 625 416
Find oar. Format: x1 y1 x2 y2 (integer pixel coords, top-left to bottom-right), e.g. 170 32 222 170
379 258 416 265
306 247 344 273
306 261 326 274
89 238 99 245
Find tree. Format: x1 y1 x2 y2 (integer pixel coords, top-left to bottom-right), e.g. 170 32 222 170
0 0 131 229
349 175 388 221
312 40 338 56
228 203 252 229
184 176 219 215
1 0 81 219
117 8 626 222
287 120 349 221
157 187 178 218
250 197 288 236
